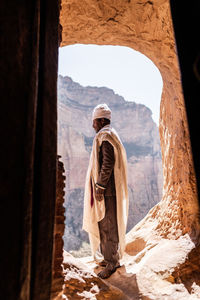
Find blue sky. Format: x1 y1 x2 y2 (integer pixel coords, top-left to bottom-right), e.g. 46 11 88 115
58 44 163 125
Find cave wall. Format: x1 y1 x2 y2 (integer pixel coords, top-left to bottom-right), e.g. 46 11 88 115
0 1 60 299
60 0 200 238
0 0 199 299
59 1 200 297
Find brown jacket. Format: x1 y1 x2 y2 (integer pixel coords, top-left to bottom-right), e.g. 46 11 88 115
97 141 116 196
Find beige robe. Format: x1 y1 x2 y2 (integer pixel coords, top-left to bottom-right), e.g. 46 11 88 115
82 125 129 259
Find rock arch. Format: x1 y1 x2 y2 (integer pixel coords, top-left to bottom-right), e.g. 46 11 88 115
58 0 200 298
60 0 199 241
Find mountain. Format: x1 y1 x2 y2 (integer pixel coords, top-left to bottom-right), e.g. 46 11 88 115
57 75 163 252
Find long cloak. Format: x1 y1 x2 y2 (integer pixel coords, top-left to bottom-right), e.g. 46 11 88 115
82 125 129 259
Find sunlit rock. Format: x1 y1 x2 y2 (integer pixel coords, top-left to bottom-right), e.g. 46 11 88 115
58 0 200 298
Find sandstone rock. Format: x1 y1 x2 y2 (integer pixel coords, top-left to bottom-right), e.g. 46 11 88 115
62 236 200 300
59 0 200 298
62 251 129 299
60 0 199 238
125 234 200 299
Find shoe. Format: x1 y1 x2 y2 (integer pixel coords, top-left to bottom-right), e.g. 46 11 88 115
97 264 118 279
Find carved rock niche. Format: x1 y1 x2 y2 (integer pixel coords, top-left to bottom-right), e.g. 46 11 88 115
57 0 200 299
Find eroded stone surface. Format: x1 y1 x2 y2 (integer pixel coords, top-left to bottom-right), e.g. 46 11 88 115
60 0 199 241
62 241 200 300
62 251 128 299
59 0 200 298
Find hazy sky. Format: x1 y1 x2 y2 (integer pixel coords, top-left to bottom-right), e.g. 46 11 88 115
58 44 163 125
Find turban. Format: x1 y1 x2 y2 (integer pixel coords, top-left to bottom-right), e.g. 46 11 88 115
92 103 111 121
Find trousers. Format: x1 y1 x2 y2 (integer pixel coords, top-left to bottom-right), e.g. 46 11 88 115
98 196 119 266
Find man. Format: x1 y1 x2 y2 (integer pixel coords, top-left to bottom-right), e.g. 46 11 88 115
83 103 129 279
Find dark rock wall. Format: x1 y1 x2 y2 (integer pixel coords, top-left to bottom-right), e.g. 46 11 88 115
170 1 200 206
0 1 60 299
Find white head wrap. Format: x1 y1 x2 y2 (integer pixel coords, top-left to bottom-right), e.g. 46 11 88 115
92 103 111 121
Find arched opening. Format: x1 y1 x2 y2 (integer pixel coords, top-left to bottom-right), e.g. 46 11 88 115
57 44 163 257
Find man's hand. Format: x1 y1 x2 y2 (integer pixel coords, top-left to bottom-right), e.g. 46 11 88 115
95 187 104 201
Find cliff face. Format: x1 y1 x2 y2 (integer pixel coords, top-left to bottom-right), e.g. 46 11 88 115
58 75 163 251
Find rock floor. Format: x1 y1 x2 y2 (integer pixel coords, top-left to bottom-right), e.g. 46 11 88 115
81 255 141 300
62 235 200 300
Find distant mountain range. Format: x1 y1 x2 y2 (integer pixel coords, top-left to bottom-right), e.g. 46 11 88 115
57 75 163 252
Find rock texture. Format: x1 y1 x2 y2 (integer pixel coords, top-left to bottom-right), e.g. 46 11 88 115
51 157 66 300
62 251 128 299
59 0 200 298
62 240 200 300
58 75 163 251
60 0 199 234
0 1 59 299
